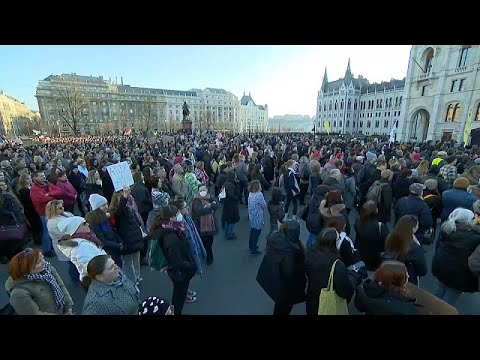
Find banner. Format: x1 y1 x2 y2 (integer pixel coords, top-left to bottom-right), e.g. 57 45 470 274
323 120 331 135
464 107 474 144
389 121 397 144
107 161 134 192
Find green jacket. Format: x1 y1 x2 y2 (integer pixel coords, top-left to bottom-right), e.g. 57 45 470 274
5 265 74 315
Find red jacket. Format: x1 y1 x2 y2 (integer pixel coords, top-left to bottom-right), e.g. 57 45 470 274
56 178 78 206
30 182 64 216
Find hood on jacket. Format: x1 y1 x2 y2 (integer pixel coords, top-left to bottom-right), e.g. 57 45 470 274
5 276 35 294
319 199 345 218
266 229 300 257
315 184 332 196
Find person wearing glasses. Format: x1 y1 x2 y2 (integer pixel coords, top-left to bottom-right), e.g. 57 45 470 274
57 216 107 283
5 248 74 315
82 254 140 315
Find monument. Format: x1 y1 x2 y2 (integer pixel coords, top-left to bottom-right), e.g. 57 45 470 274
182 101 192 134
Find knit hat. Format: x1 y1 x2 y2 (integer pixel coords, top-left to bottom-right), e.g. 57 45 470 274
58 216 85 236
89 194 108 211
424 179 438 191
152 189 170 211
138 296 171 315
453 177 470 189
366 152 377 163
409 183 426 195
438 151 447 157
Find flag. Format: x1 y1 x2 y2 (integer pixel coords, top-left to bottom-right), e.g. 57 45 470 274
464 107 474 144
323 120 331 135
389 121 397 144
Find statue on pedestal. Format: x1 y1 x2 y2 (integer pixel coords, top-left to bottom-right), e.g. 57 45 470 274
182 102 190 121
182 101 192 134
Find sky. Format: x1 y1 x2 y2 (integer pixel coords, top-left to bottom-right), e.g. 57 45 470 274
0 45 411 117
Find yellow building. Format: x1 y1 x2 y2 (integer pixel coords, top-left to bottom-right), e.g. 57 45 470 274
0 90 37 136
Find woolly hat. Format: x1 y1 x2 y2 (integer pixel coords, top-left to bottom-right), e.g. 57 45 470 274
453 177 470 189
89 194 108 211
366 152 377 162
58 216 85 236
409 183 426 195
138 297 171 315
424 179 438 191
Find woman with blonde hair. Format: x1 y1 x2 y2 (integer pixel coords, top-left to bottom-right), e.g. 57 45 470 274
416 160 429 178
194 161 209 187
84 169 104 200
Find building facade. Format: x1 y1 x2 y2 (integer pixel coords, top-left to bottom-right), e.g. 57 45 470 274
0 91 39 136
268 115 313 133
316 60 405 137
35 74 240 136
398 45 480 143
239 92 268 133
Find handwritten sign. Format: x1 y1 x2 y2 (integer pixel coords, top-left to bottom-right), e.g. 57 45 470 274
107 161 134 192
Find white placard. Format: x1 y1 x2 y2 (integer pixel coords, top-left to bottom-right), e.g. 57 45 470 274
107 161 134 192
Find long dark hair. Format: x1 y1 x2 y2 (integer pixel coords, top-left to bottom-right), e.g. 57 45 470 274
85 208 108 225
359 200 378 226
315 227 339 252
385 215 418 261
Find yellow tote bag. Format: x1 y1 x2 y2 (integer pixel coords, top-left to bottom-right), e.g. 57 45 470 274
318 259 349 315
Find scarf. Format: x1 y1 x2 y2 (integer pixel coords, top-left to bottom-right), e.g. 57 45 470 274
161 220 187 233
26 262 65 309
126 194 146 231
75 232 104 248
195 195 215 234
185 214 206 277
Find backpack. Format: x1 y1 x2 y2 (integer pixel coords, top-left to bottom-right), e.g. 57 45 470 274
366 181 387 204
149 230 169 271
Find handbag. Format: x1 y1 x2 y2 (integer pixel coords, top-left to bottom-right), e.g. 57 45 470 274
318 259 349 315
0 212 28 243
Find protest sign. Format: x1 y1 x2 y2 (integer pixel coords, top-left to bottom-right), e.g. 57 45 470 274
107 161 134 192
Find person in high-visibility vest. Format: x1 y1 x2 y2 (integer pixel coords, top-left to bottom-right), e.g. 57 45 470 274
431 151 447 168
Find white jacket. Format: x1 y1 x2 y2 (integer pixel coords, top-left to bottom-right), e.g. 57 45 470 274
47 213 74 262
58 239 106 281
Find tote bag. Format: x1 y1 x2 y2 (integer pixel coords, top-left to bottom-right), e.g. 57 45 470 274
318 259 349 315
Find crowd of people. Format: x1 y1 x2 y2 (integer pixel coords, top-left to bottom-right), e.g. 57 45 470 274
1 130 480 315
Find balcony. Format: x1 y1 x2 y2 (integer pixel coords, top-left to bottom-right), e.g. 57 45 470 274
415 72 435 82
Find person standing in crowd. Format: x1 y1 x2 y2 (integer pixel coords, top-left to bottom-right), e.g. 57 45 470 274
191 185 218 266
82 254 140 315
5 248 74 315
248 180 267 255
235 154 249 205
30 171 63 257
16 173 42 245
146 176 171 231
256 219 306 315
343 165 357 215
150 205 197 314
171 164 187 200
223 171 240 240
108 187 145 284
131 171 152 225
84 169 104 200
86 194 123 267
267 187 285 235
383 215 427 286
283 159 299 220
297 156 310 206
54 171 77 214
67 166 87 216
184 160 199 208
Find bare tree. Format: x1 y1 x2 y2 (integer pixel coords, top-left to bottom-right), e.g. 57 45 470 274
142 97 156 132
56 84 89 135
206 109 213 132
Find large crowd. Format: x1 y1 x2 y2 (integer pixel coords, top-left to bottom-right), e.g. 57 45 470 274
1 130 480 315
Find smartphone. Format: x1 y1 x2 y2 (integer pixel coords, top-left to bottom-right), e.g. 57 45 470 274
349 261 366 272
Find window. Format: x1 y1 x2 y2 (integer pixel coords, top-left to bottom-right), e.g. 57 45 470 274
451 80 458 92
333 121 337 127
395 97 398 107
318 103 322 112
353 122 356 127
367 121 371 128
360 121 363 127
476 103 480 121
354 100 357 110
324 103 327 111
453 104 461 122
340 100 344 110
459 45 471 67
421 86 427 96
329 101 332 111
384 120 389 128
399 97 402 106
334 101 338 110
346 120 350 127
445 104 454 122
339 121 343 127
347 99 351 110
424 48 434 73
375 120 379 128
459 79 465 91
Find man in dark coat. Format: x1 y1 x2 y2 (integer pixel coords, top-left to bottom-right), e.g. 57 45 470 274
222 171 240 240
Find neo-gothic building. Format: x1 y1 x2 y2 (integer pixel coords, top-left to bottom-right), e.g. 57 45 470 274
316 60 405 137
398 45 480 143
35 74 240 135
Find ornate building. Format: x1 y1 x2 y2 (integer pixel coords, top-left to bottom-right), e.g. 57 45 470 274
0 91 39 136
316 60 405 137
239 92 268 133
35 74 240 135
398 45 480 143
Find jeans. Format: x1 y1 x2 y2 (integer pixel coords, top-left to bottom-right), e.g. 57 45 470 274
40 216 53 253
284 193 298 218
121 251 141 283
434 280 462 307
239 180 249 204
249 228 262 252
171 278 190 316
225 223 235 239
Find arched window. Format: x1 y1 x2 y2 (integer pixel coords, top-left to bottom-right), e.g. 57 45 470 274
424 48 434 73
367 121 371 128
360 121 363 127
476 103 480 121
318 103 321 112
399 96 402 106
339 121 342 127
459 45 471 67
395 97 398 107
329 101 332 111
346 120 350 127
333 121 337 127
445 104 454 122
453 103 461 122
340 100 344 110
347 99 351 110
353 121 356 127
380 99 383 108
324 103 326 111
375 120 379 128
354 100 357 110
334 100 338 110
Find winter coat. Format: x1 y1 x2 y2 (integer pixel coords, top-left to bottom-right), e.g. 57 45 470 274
354 218 388 270
248 191 267 230
223 179 240 224
5 265 74 315
306 186 330 235
256 231 306 304
113 197 144 255
30 182 63 216
382 241 427 286
131 182 152 215
343 176 357 211
192 195 219 237
441 188 476 222
432 224 480 293
90 219 123 262
394 195 433 236
393 176 415 201
377 179 393 224
0 193 25 226
268 201 285 226
84 183 104 199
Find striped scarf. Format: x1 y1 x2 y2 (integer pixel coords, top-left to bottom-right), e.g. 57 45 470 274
26 262 65 309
